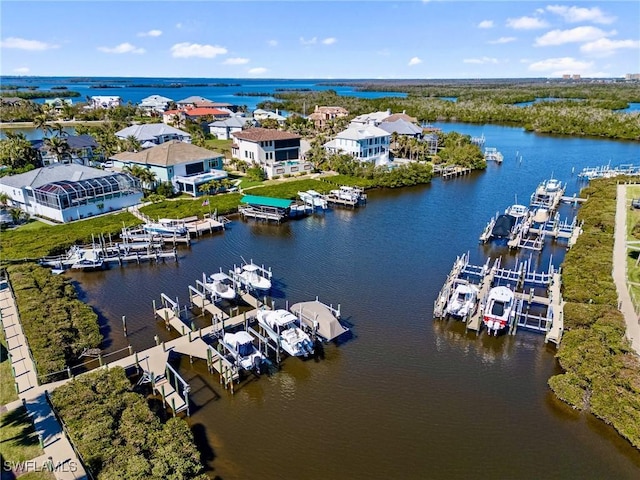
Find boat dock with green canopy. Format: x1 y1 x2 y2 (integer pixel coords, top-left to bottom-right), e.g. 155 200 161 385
239 195 293 222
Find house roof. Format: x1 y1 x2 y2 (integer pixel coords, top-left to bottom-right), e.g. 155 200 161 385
115 124 191 142
241 195 293 208
383 113 418 123
350 110 392 124
209 116 252 128
377 119 423 136
0 164 114 189
334 125 391 140
110 140 222 167
183 107 229 117
139 95 173 106
176 96 212 104
232 128 300 142
31 134 98 151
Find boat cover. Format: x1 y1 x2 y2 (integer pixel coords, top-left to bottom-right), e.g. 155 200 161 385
290 300 347 341
491 214 516 238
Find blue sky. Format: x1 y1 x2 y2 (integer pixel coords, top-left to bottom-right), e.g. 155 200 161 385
1 1 638 78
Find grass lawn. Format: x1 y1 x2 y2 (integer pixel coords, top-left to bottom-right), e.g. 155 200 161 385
204 138 232 157
0 407 45 462
0 329 18 405
626 185 640 311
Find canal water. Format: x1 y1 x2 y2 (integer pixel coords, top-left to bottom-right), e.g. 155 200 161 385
68 123 640 479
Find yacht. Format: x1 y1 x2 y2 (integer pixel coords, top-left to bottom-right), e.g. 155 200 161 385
221 330 266 373
446 282 479 319
482 285 516 335
256 309 314 357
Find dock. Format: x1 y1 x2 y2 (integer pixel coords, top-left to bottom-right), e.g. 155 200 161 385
484 147 504 164
433 165 472 180
434 254 565 342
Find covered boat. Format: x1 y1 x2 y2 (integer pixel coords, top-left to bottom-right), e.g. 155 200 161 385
290 300 348 342
445 282 479 319
490 214 516 238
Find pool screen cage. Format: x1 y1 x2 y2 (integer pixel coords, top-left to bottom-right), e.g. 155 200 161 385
33 173 141 210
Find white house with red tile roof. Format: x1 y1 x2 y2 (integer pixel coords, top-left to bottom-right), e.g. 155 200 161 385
232 128 312 178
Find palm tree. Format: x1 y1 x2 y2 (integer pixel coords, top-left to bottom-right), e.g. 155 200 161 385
120 135 141 152
137 168 157 190
33 114 50 137
50 123 67 138
9 207 24 225
43 136 71 163
0 192 10 207
122 164 147 179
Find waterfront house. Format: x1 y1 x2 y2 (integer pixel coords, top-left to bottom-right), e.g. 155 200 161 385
0 164 142 223
115 124 191 147
209 116 254 140
232 128 312 178
377 119 423 138
110 141 226 196
31 134 101 166
253 109 286 125
89 96 121 109
176 96 214 108
308 105 349 129
44 97 73 114
139 95 173 115
350 109 393 127
183 107 231 122
324 125 391 166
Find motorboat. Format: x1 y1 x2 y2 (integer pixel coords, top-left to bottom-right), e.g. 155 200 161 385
298 190 328 209
542 178 562 193
232 261 272 292
530 177 565 209
505 204 529 219
490 214 516 239
446 282 479 319
203 271 236 300
482 285 516 335
142 219 188 236
221 330 265 373
256 309 314 357
67 245 105 270
290 300 348 342
329 186 362 202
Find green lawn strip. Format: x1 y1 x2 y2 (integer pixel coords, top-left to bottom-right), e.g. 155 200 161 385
140 192 242 220
549 176 640 450
50 368 206 480
1 212 139 261
0 328 18 405
203 138 232 157
0 406 45 462
6 264 102 381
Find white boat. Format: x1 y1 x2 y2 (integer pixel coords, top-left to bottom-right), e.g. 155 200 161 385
530 177 565 209
203 271 236 300
142 219 188 236
482 285 516 335
221 330 266 373
543 178 562 193
256 309 314 357
232 261 272 292
446 282 479 319
329 186 362 202
298 190 328 209
67 245 105 270
505 204 529 219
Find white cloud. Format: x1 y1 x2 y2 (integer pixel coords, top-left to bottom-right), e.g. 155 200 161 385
0 37 59 51
506 16 549 30
138 29 162 37
170 42 227 58
248 67 267 75
322 37 337 45
478 20 494 29
98 43 145 54
223 57 250 65
408 57 422 66
300 37 317 45
580 38 640 57
13 67 30 74
463 57 499 65
268 39 278 47
546 5 616 25
528 56 594 76
535 26 612 47
488 37 516 45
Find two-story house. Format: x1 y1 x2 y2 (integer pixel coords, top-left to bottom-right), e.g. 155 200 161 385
115 124 191 148
308 105 349 129
324 125 391 166
232 128 312 178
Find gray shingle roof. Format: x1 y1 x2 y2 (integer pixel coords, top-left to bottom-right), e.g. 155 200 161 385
110 140 222 167
377 119 423 136
0 164 113 189
115 124 191 142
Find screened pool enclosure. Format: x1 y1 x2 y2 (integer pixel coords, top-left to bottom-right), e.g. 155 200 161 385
33 173 141 210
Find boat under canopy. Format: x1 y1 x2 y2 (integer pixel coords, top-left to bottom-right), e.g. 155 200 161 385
290 300 347 341
491 214 516 238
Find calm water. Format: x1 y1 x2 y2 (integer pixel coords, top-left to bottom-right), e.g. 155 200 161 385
67 122 639 479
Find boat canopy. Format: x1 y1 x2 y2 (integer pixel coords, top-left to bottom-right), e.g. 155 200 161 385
211 272 231 282
290 300 348 341
241 195 292 209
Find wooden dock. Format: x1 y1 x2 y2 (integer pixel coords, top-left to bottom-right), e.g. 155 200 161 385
433 165 472 180
466 261 497 332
